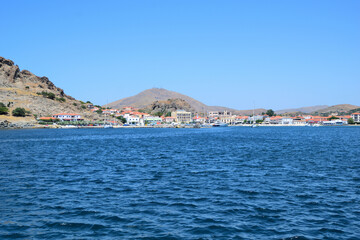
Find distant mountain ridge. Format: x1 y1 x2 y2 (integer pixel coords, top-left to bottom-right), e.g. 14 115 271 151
310 104 360 115
276 105 329 114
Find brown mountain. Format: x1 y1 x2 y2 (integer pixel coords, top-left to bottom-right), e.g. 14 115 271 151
276 105 329 114
108 88 237 113
310 104 360 115
0 56 93 119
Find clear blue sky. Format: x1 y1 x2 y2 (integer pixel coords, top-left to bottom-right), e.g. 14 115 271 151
1 0 359 110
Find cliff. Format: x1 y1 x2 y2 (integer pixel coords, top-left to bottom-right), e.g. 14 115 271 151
0 56 94 120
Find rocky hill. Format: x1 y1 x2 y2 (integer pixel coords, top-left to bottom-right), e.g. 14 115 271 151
108 88 236 113
310 104 360 116
142 98 195 115
0 56 94 120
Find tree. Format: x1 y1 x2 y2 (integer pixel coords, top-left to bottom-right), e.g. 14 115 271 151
266 109 275 117
117 116 127 124
96 109 103 114
348 118 355 124
154 112 163 117
12 108 27 117
56 97 66 102
165 112 171 117
47 92 55 100
0 102 8 115
328 116 339 120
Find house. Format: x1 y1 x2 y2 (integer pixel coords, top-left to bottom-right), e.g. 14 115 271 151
208 110 232 118
52 113 83 121
102 109 119 115
219 115 236 125
164 117 176 123
171 110 192 123
351 113 360 123
193 116 207 124
235 116 249 124
144 116 162 125
281 117 293 125
125 115 140 125
269 116 282 124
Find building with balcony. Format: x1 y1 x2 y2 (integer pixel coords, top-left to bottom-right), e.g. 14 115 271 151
172 110 192 123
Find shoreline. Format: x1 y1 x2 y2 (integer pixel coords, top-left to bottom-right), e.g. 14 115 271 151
1 123 359 130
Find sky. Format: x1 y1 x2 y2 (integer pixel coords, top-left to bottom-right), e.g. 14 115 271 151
1 0 359 110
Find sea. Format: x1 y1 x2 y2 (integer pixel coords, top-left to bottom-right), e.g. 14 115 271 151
0 127 359 239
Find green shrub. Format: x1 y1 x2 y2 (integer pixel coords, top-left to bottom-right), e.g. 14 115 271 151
348 118 355 124
73 103 77 106
0 106 9 115
117 116 127 124
81 105 86 109
12 108 27 117
56 97 66 102
37 91 55 100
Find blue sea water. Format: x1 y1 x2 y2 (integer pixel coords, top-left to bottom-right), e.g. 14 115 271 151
0 127 359 239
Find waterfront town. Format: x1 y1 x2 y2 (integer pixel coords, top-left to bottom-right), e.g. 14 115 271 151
37 105 360 127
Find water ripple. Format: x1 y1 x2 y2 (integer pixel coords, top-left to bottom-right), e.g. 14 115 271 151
1 127 360 239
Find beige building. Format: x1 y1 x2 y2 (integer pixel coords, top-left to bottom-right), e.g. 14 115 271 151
219 115 236 125
171 110 192 123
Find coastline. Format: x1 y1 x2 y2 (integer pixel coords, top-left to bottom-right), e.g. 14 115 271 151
1 123 359 130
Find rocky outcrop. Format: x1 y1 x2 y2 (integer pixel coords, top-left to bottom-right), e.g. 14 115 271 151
0 56 95 125
0 57 73 99
0 119 36 129
143 98 195 115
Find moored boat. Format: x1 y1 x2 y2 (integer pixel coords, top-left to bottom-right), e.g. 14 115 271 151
212 121 228 127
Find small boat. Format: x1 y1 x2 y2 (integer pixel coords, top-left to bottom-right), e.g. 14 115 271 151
251 124 258 128
103 125 113 129
213 121 228 127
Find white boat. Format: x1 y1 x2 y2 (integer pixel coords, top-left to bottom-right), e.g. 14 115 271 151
212 121 228 127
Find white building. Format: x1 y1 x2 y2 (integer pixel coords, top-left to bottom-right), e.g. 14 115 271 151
281 118 293 125
125 115 140 125
351 113 360 123
144 116 162 125
52 113 83 122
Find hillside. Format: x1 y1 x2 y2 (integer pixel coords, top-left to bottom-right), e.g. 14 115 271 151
0 56 94 120
311 104 360 115
276 105 329 114
108 88 237 113
143 98 195 115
